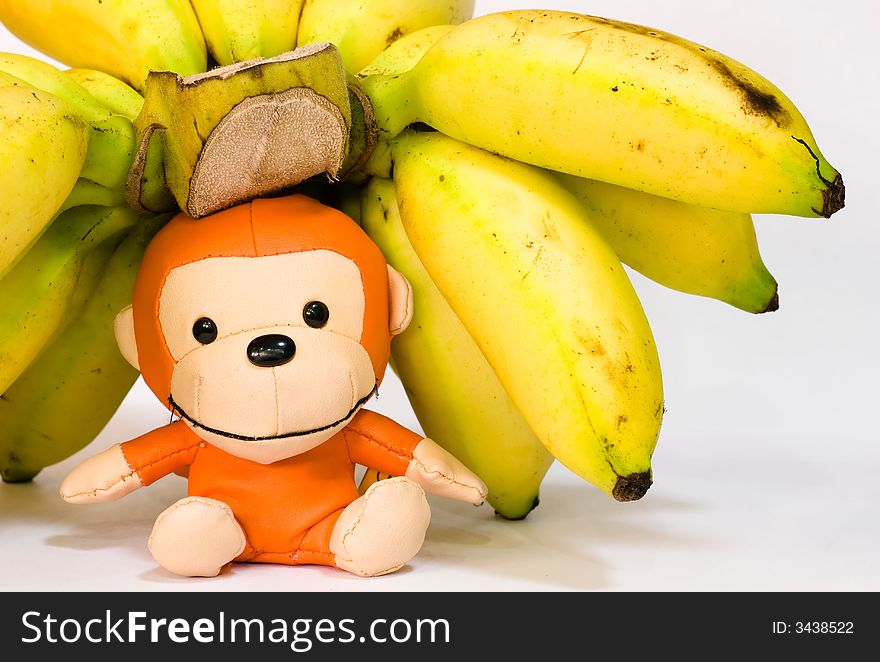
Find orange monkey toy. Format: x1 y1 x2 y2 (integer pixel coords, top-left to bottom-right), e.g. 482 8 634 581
60 194 487 577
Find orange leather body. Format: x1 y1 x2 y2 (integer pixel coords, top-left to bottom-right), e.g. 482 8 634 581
121 409 422 566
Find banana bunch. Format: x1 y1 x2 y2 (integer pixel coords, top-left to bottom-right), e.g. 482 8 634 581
353 10 842 517
0 4 843 520
0 54 170 482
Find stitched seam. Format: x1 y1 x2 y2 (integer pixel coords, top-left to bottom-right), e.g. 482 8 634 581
194 373 202 421
293 550 336 563
411 457 481 492
272 366 281 436
367 560 407 575
391 281 412 334
65 473 138 499
340 478 419 553
176 326 362 363
339 484 378 554
136 443 201 474
351 429 412 464
337 481 421 575
169 381 377 442
342 427 355 465
150 498 246 553
64 441 200 499
155 496 231 524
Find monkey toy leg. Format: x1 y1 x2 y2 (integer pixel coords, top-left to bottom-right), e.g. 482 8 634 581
148 496 247 577
330 476 432 577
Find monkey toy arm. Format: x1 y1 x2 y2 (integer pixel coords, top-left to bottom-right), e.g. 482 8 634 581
60 421 200 504
345 410 488 505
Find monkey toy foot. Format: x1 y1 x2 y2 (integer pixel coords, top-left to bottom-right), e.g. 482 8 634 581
149 496 246 577
330 476 431 577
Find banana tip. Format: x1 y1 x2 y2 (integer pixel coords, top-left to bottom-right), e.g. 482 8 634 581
822 173 845 218
494 495 540 521
1 466 40 484
761 290 780 314
612 472 652 502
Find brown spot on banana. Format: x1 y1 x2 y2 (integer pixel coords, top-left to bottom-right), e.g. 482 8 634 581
708 58 788 127
386 28 404 47
582 14 790 126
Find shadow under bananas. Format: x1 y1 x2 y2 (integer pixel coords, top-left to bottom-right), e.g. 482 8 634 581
0 446 711 590
421 478 710 591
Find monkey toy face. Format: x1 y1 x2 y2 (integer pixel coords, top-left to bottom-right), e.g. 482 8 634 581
115 195 412 464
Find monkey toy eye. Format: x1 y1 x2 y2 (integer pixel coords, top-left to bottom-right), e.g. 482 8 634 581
303 301 330 329
192 317 218 344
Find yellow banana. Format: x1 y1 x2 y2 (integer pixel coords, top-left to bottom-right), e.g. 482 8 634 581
358 24 453 77
362 10 844 218
297 0 473 74
190 0 304 66
362 177 553 519
0 205 141 395
556 175 779 314
0 53 137 209
0 78 89 277
0 0 207 90
391 131 663 501
355 24 452 181
65 68 144 120
0 215 166 483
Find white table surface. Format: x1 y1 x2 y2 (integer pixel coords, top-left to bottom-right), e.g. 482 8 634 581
1 0 878 592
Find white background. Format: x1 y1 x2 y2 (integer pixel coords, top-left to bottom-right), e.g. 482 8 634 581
0 0 877 591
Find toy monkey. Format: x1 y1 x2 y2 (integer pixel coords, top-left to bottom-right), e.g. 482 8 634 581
60 194 487 577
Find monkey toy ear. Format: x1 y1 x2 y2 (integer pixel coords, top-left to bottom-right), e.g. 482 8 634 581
114 305 140 370
387 265 413 336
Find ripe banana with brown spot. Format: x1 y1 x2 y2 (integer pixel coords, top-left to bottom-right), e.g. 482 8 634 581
298 0 473 74
362 176 553 519
361 10 844 217
391 130 663 501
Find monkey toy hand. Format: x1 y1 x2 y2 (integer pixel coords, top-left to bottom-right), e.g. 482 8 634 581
406 438 488 505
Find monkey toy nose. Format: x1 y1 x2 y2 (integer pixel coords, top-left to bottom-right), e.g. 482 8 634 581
247 334 296 367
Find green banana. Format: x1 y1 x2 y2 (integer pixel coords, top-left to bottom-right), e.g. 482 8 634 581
0 205 141 396
297 0 473 74
555 175 779 314
362 177 552 519
391 130 663 501
0 0 207 90
190 0 304 66
362 10 844 218
0 215 167 483
0 78 89 277
65 68 144 120
0 53 137 209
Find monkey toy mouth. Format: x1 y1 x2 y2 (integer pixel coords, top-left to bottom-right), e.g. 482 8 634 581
167 382 378 442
